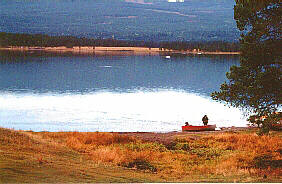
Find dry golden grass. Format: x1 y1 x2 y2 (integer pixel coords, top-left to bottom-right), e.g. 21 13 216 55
0 128 162 183
38 130 281 181
1 127 281 182
202 133 282 177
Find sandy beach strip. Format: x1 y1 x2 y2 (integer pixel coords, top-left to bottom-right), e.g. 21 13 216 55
0 46 240 55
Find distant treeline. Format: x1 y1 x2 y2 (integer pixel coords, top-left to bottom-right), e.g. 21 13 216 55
0 32 239 52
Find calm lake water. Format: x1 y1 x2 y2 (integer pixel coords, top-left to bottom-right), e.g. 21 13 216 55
0 51 247 132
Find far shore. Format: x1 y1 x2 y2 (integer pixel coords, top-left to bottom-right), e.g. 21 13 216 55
0 46 240 56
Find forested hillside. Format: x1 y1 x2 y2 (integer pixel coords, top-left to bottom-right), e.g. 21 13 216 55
0 32 239 52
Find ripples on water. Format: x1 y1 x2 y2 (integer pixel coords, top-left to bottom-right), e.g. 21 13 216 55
0 52 246 132
0 89 247 132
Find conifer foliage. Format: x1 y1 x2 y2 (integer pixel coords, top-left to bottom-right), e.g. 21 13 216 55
212 0 281 127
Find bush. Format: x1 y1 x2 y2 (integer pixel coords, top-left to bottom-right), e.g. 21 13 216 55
126 159 157 172
252 154 282 169
124 142 167 152
174 143 190 151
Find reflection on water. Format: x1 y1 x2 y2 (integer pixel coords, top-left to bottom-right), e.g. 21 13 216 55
124 0 153 5
125 0 184 3
168 0 184 3
0 52 245 132
0 90 247 132
0 51 239 95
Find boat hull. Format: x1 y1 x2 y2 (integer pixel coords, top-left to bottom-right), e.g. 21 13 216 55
182 124 216 131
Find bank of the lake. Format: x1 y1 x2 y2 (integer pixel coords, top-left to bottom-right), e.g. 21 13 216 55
0 127 281 183
0 46 240 56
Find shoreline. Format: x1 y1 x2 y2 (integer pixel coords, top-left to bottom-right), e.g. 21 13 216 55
15 126 250 134
0 46 240 55
1 126 281 182
15 126 253 145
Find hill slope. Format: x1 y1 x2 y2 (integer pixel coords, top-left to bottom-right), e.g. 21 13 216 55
1 127 281 183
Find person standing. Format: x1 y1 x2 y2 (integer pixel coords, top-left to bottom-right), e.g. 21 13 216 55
202 115 208 125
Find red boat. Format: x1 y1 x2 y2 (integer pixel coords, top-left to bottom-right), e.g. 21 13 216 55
182 124 216 131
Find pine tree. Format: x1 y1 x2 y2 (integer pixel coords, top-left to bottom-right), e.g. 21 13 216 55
211 0 281 131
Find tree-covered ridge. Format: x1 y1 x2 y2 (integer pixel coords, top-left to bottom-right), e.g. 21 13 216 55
0 32 239 52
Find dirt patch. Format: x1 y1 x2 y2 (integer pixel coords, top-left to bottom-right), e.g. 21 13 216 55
119 131 213 145
119 127 249 145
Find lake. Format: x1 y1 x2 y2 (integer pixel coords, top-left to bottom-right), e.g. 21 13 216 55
0 51 247 132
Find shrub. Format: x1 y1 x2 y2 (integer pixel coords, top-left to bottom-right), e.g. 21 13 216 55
124 142 167 152
126 159 157 172
252 154 282 169
174 143 190 151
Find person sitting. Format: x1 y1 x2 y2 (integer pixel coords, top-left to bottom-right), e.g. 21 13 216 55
202 115 208 125
185 122 189 126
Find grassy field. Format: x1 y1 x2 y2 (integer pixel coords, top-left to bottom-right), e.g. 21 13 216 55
0 127 281 183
